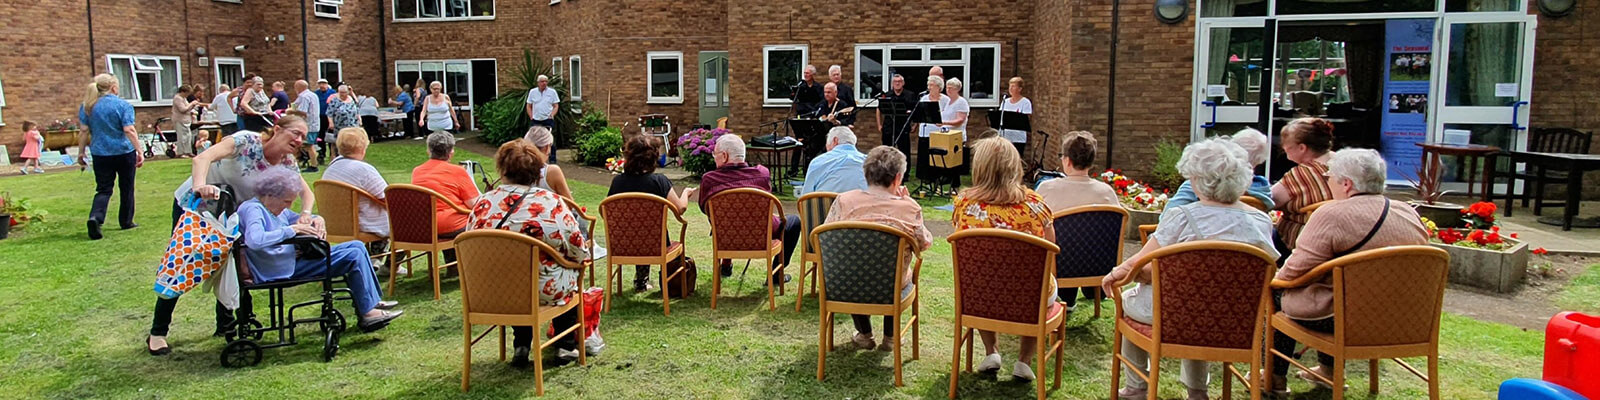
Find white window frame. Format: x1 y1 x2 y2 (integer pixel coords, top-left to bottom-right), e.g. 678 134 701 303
852 42 1001 108
106 54 183 107
568 55 582 101
551 57 562 78
393 0 496 22
317 59 343 84
0 70 7 126
762 44 809 107
394 58 497 128
646 51 684 104
313 0 341 18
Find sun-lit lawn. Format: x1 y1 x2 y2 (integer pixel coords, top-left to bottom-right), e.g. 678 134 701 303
0 140 1555 399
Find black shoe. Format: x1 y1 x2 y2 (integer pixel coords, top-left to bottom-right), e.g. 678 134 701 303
146 336 171 356
87 220 103 240
634 281 653 293
510 346 531 368
720 263 733 277
301 166 319 173
358 310 404 332
121 223 140 230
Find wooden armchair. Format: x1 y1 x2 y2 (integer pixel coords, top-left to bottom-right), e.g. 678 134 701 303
813 221 922 386
598 193 689 315
1050 205 1128 318
706 188 788 310
794 191 838 312
384 183 469 300
947 228 1066 400
455 229 588 394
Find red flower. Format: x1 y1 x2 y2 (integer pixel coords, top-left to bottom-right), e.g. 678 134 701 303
1437 228 1464 244
1463 202 1497 222
1532 247 1549 255
1510 233 1519 239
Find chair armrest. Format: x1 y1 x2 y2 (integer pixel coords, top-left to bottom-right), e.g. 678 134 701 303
281 234 329 247
1271 262 1336 289
672 209 689 245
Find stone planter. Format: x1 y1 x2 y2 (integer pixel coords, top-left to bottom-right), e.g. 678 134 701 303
43 130 78 152
1124 207 1161 241
1436 238 1528 293
1412 201 1465 229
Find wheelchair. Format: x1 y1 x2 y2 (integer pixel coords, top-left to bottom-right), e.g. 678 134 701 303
218 235 352 368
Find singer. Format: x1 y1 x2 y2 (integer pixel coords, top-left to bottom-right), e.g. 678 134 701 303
793 65 824 118
999 77 1034 158
876 74 917 157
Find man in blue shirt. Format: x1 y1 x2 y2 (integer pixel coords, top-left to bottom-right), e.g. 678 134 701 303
77 75 146 239
800 126 869 195
314 79 337 162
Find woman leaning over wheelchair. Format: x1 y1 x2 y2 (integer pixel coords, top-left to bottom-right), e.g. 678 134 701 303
147 114 317 355
236 166 403 332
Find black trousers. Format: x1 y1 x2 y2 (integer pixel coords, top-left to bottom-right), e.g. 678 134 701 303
90 152 138 228
533 119 557 164
1057 286 1102 309
512 307 579 351
240 114 270 132
1270 292 1335 377
221 122 240 136
853 315 895 338
403 111 419 138
361 115 382 140
152 201 249 337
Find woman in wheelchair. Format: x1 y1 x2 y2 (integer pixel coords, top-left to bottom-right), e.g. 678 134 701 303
238 166 404 332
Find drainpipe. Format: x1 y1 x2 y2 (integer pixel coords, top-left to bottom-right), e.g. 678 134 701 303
301 0 310 81
379 1 388 92
1105 0 1121 169
86 0 95 75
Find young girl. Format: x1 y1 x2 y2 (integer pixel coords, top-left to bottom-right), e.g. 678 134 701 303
19 121 44 174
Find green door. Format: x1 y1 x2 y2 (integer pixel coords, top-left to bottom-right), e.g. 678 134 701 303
699 51 730 127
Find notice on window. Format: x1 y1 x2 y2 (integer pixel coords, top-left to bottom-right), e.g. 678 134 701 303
1206 85 1228 98
1495 83 1518 97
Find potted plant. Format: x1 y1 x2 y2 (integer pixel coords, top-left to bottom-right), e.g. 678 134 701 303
1404 156 1464 228
42 119 79 151
677 128 727 177
0 192 49 240
1100 169 1169 239
1421 215 1529 293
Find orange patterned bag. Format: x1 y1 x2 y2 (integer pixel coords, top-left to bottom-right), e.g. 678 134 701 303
153 198 237 299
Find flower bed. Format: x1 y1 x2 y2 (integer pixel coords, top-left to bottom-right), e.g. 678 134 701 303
1421 202 1535 293
1100 170 1169 240
676 128 727 177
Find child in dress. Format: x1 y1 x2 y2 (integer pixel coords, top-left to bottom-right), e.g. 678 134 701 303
19 121 44 174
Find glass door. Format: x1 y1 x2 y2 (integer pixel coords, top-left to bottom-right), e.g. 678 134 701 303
214 58 244 91
1193 18 1275 140
1430 13 1536 194
699 51 730 127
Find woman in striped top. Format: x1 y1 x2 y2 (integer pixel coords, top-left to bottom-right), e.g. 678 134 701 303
1271 117 1336 253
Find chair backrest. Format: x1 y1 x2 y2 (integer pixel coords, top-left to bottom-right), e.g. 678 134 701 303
816 222 908 305
1147 241 1276 349
1299 200 1331 216
797 192 839 259
314 179 378 241
949 228 1061 325
1332 246 1450 347
1530 127 1594 155
707 188 780 252
1238 196 1269 212
1051 205 1127 279
455 229 546 317
599 193 672 258
717 117 729 130
384 184 445 245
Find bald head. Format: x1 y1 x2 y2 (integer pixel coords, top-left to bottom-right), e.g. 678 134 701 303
294 80 309 92
929 66 944 79
823 82 838 102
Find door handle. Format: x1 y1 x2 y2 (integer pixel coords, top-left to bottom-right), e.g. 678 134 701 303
1509 101 1529 131
1201 101 1218 129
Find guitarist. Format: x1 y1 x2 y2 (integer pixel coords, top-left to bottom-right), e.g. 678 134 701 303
820 83 856 128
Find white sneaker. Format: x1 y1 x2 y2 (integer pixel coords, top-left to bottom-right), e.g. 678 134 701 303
557 348 580 361
1012 361 1036 381
976 353 1003 373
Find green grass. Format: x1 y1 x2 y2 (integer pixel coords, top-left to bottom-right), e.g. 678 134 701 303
1559 266 1600 313
0 140 1546 399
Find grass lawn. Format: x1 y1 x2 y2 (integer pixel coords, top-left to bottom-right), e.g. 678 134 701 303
0 140 1552 399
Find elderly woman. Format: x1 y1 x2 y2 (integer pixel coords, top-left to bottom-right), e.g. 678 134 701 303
238 166 403 331
1035 131 1118 311
825 146 934 351
420 81 459 133
1102 138 1279 400
608 135 692 292
999 77 1033 157
1266 149 1428 394
1272 117 1337 254
325 85 360 157
320 127 391 248
356 87 382 141
411 132 481 265
915 76 951 185
1165 128 1276 210
172 84 205 157
522 126 574 200
467 140 591 367
147 114 316 355
237 75 274 132
951 137 1057 381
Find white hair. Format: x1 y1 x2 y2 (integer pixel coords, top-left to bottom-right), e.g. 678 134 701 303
254 166 305 200
524 125 553 148
1177 137 1252 203
926 76 945 89
945 77 963 90
1230 128 1270 167
715 134 746 162
828 65 841 74
824 82 837 91
537 74 549 82
1327 148 1388 195
827 126 857 146
804 65 817 74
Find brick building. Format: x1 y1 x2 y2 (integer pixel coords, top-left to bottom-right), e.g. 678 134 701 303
2 0 1596 194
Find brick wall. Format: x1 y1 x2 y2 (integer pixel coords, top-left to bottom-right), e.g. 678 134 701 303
1527 1 1600 195
0 0 90 153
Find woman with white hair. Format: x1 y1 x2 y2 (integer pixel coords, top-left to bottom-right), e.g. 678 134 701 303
325 85 360 158
523 125 574 200
1102 137 1279 400
1265 149 1427 395
237 75 275 132
915 76 952 186
940 77 971 139
1163 128 1276 210
420 81 459 133
237 166 403 332
825 145 933 351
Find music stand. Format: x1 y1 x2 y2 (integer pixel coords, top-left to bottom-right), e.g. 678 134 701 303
909 101 951 196
879 95 913 157
988 109 1035 170
787 118 831 175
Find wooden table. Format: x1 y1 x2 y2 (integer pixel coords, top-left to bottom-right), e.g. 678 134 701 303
1416 142 1501 202
747 143 802 195
1490 151 1600 231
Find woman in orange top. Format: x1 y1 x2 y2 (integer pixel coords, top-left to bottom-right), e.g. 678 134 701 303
1271 117 1336 254
410 131 481 241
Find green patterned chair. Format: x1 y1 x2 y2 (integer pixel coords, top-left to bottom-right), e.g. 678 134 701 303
793 191 837 312
813 221 922 386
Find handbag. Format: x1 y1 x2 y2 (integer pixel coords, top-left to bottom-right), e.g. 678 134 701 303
665 255 698 299
154 196 239 299
287 234 331 260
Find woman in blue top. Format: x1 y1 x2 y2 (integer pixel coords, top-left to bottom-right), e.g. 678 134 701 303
236 166 403 332
77 73 146 240
388 84 416 138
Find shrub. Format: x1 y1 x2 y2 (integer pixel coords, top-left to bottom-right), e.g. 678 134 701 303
477 48 577 146
576 127 623 167
1150 138 1185 190
676 128 728 177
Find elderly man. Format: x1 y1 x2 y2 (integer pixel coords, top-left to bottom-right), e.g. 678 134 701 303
1164 128 1276 210
824 145 932 350
819 83 856 128
291 80 324 171
688 134 802 279
794 65 825 117
411 132 481 264
1266 149 1428 395
876 74 917 157
212 84 239 136
319 128 393 257
801 126 867 195
525 74 562 163
827 65 854 108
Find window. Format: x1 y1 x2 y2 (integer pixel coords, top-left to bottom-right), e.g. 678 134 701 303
853 43 1001 107
214 58 244 90
395 59 498 129
551 57 562 78
106 54 182 106
762 45 808 106
568 56 582 101
647 51 683 104
394 0 494 21
314 0 341 18
318 59 343 85
0 71 6 125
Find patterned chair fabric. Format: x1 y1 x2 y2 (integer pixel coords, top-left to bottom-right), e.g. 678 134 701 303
455 233 536 315
1052 211 1123 279
708 191 776 252
952 235 1051 324
386 187 437 244
1153 249 1271 349
601 197 669 258
798 195 837 256
1340 253 1448 347
314 182 359 239
818 228 902 305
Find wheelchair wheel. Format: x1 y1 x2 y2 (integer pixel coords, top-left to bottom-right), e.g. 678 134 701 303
322 330 340 362
320 309 346 333
225 319 265 342
220 340 262 368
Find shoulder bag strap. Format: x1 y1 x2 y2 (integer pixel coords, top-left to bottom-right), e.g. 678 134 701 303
1332 197 1390 258
494 188 530 230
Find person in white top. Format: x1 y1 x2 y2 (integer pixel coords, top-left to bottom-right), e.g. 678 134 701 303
525 74 561 163
940 77 971 140
320 127 392 241
212 85 239 136
916 76 952 185
999 77 1034 157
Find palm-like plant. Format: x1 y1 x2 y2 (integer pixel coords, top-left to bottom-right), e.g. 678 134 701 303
1404 156 1452 205
479 49 582 145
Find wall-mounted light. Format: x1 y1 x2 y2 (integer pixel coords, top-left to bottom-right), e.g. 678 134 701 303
1155 0 1189 24
1538 0 1575 18
234 45 249 52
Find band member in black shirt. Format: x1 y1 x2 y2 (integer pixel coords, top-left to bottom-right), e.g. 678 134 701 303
876 74 918 157
827 65 855 109
820 83 856 128
793 65 825 118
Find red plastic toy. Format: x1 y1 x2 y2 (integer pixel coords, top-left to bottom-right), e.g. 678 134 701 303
1545 312 1600 399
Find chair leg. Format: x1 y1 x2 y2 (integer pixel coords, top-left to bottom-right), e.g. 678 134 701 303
431 251 441 301
1111 329 1124 400
1146 350 1161 400
578 300 588 367
462 322 472 392
913 296 922 360
1332 357 1345 400
498 326 506 361
1223 362 1234 400
965 328 975 373
534 320 546 396
387 249 399 294
661 262 673 316
604 262 615 313
949 318 963 399
767 259 777 311
818 309 828 381
1054 328 1064 389
1428 355 1441 400
1369 359 1380 394
794 261 808 312
894 313 904 387
711 260 722 309
1094 290 1103 318
1036 333 1047 400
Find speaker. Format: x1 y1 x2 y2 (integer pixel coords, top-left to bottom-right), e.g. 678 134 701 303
928 130 964 168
